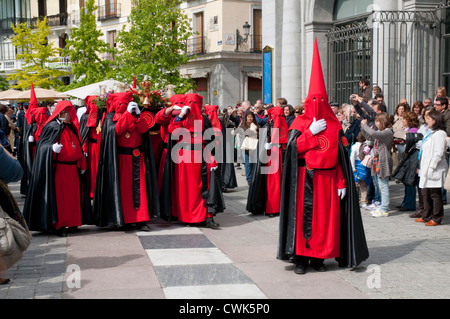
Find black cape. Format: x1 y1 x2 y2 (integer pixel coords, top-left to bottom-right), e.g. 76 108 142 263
19 119 34 196
218 114 237 189
277 129 369 267
93 111 160 227
22 120 92 231
246 121 272 214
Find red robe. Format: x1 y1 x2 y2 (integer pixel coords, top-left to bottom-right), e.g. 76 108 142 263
114 111 153 224
292 129 346 259
155 108 173 193
30 107 50 160
168 93 217 223
265 106 288 215
83 96 101 198
53 125 87 229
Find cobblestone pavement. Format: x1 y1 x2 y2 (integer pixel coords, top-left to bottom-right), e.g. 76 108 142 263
1 165 450 299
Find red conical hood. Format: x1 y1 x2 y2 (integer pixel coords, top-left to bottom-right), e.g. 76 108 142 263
25 81 38 124
290 38 342 169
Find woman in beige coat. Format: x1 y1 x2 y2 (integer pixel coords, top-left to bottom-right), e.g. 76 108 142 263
416 109 448 226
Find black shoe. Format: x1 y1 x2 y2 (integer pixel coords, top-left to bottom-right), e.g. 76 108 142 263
267 213 279 218
136 222 150 232
56 228 67 237
311 260 326 272
294 261 307 275
204 217 220 229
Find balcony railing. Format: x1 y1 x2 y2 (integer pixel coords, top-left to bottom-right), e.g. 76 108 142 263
251 35 262 53
28 13 68 29
0 18 30 34
186 36 206 56
98 3 121 21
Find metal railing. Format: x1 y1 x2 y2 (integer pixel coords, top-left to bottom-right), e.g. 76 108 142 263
251 35 262 52
185 36 206 56
98 3 121 21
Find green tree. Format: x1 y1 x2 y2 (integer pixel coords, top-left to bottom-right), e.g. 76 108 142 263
114 0 195 93
62 0 114 91
0 72 9 91
8 17 69 89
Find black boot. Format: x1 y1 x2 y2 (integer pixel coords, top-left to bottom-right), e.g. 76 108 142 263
204 217 220 229
310 258 326 272
55 227 67 237
136 222 150 232
294 256 309 275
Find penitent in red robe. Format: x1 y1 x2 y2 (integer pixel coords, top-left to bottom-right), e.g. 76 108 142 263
53 125 86 229
265 106 288 215
114 111 153 224
83 96 102 198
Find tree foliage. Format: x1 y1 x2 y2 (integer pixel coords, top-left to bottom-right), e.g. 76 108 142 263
8 17 69 90
62 0 115 91
114 0 195 93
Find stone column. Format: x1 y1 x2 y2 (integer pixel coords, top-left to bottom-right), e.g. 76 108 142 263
281 0 302 106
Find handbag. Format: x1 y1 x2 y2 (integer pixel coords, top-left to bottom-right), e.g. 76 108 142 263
444 167 450 191
0 210 31 254
240 136 258 151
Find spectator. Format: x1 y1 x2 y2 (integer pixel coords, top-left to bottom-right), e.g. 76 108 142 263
412 101 424 124
350 132 372 207
330 102 340 116
359 78 372 102
237 111 259 185
294 105 304 117
283 104 295 127
391 103 407 169
360 113 394 217
423 97 432 107
373 85 382 97
375 93 384 104
415 109 448 226
395 111 420 212
343 104 361 148
409 106 433 219
0 143 25 285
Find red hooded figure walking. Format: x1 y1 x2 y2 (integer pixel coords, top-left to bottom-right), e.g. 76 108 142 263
277 39 369 274
23 100 92 237
154 94 184 221
94 92 160 231
168 93 224 228
79 95 103 199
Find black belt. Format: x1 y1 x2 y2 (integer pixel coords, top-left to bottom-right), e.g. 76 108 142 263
55 160 77 165
88 137 97 144
118 146 143 156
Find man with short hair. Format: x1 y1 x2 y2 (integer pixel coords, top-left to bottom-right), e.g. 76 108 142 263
359 78 371 102
423 98 432 107
434 96 450 136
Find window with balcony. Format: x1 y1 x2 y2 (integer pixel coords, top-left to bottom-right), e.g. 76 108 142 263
98 0 121 21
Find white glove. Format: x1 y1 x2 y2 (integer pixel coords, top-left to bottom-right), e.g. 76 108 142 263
181 105 191 115
127 102 140 115
210 166 218 172
84 152 88 158
28 135 35 143
173 105 183 110
338 188 346 199
264 142 272 150
309 117 327 136
81 169 86 175
52 143 63 153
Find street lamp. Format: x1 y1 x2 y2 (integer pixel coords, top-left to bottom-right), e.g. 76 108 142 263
235 21 251 52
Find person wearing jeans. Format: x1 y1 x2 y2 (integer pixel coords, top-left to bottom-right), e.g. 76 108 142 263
360 113 394 217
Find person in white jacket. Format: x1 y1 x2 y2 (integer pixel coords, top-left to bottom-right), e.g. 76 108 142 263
416 109 448 226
